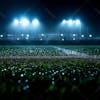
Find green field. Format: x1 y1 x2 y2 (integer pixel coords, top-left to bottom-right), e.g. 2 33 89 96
59 45 100 55
0 45 100 57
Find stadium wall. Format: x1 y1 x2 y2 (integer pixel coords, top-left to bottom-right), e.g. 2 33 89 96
0 40 100 45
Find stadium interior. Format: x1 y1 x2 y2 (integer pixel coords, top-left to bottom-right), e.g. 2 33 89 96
0 0 100 100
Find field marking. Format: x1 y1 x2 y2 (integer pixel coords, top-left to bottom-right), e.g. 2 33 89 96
0 45 100 59
0 55 100 59
53 46 90 57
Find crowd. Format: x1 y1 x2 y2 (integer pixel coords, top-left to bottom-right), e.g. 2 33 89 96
0 58 100 100
0 46 68 57
61 45 100 55
0 45 100 99
1 45 100 58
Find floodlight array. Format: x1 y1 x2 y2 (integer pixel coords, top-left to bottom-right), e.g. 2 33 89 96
13 18 40 27
62 19 81 25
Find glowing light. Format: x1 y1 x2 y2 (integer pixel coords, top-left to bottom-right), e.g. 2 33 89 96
73 38 75 40
21 34 24 37
32 19 39 25
18 80 21 84
26 34 29 37
20 18 30 26
62 38 64 41
60 33 64 36
61 19 81 26
68 19 73 25
81 34 84 37
17 38 20 40
73 34 76 37
75 19 81 25
25 37 29 40
41 33 44 36
25 79 29 83
13 19 19 25
62 72 64 75
0 35 3 37
62 20 66 24
40 38 43 40
89 34 92 37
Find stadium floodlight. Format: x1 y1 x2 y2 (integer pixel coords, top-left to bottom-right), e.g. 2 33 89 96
13 19 19 25
60 33 64 36
26 34 29 37
68 19 73 25
17 38 20 40
41 33 44 36
62 38 64 41
89 34 92 37
73 34 76 37
0 35 3 37
73 38 75 40
20 18 30 26
62 20 66 24
81 34 84 37
75 19 81 25
32 19 39 26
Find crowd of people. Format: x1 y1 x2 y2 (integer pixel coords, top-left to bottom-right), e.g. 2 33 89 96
0 45 100 58
0 58 100 100
0 46 68 57
61 45 100 55
0 45 100 99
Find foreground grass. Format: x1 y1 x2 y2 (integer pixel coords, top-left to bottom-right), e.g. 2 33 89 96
0 58 100 100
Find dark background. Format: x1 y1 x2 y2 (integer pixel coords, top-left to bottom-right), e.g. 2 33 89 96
0 0 100 34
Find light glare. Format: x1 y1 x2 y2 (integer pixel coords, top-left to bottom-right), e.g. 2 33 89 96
81 35 84 37
73 34 76 37
75 19 80 25
0 35 3 37
26 34 29 37
61 34 64 36
20 18 30 26
32 19 39 25
41 34 44 36
89 34 92 37
62 20 66 24
13 19 19 25
68 19 73 25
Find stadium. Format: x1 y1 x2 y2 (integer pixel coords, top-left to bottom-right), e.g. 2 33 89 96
0 0 100 100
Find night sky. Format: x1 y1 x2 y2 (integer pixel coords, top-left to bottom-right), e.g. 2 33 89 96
0 0 100 34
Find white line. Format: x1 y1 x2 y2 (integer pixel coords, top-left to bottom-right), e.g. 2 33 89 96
0 56 100 59
53 46 90 57
0 55 100 59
